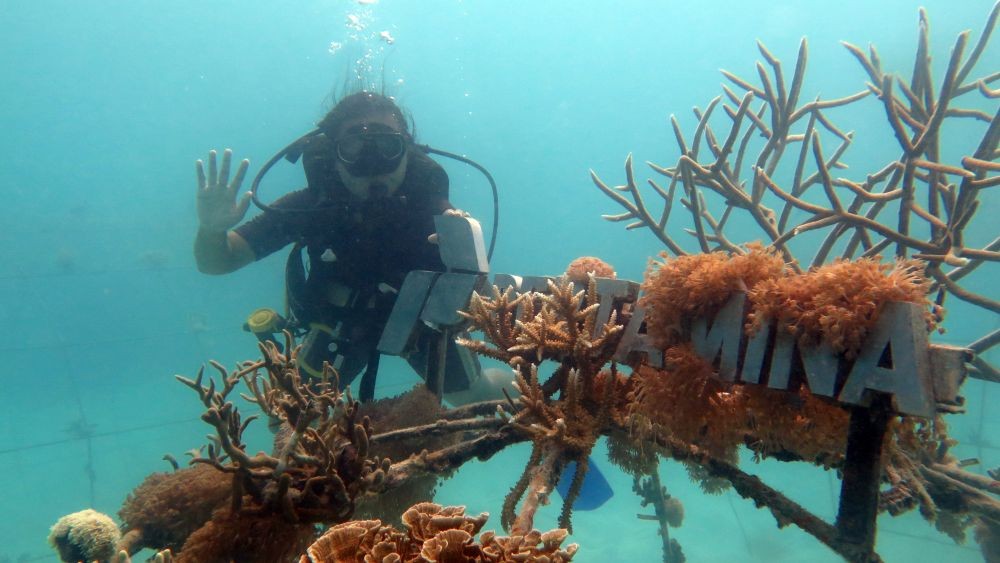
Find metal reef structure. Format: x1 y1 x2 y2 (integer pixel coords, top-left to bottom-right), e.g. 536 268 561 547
49 3 1000 563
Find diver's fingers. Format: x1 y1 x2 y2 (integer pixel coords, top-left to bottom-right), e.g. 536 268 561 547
196 159 206 192
207 149 218 187
235 191 252 216
229 158 250 194
218 149 232 189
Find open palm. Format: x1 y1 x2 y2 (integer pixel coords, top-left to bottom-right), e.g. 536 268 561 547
196 148 251 232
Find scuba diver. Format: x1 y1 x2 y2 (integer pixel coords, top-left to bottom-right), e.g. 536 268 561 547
193 90 615 511
193 91 490 402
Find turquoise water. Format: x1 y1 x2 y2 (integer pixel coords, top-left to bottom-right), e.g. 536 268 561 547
1 1 997 561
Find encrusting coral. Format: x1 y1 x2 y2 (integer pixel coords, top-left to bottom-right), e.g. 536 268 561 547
299 502 577 563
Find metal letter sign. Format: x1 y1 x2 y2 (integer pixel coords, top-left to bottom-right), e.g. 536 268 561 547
378 216 965 416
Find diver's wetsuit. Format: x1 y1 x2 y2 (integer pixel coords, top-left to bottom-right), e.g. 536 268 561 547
235 138 479 392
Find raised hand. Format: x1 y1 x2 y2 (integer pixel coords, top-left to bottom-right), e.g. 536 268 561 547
196 149 251 232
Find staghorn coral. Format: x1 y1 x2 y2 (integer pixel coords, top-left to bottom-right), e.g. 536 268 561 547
48 509 121 563
179 338 392 527
748 257 937 358
459 276 624 376
105 335 395 561
565 256 617 283
300 502 578 563
501 363 624 533
640 243 787 347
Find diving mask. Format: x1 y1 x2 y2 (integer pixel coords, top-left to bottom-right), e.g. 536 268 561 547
335 123 406 177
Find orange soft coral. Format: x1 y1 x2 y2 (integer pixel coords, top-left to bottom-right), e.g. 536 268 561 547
748 257 935 358
630 344 852 467
640 243 786 347
565 256 616 283
740 385 850 467
629 344 745 462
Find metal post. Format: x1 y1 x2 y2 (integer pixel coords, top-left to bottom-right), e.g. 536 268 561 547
425 328 449 401
834 393 893 560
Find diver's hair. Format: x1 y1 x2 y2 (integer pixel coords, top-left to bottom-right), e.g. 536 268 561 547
318 91 414 141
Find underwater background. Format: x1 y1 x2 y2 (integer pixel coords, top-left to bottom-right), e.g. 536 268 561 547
1 0 997 561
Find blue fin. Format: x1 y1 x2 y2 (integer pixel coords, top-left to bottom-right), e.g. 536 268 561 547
555 457 614 511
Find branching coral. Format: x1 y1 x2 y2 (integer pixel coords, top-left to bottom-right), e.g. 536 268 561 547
459 276 631 533
592 3 999 365
588 7 1000 555
632 461 686 563
187 338 391 526
108 337 392 561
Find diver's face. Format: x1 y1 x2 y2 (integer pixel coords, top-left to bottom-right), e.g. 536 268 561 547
333 113 408 200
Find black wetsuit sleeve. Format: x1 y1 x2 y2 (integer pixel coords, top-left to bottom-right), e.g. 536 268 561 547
234 189 315 260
